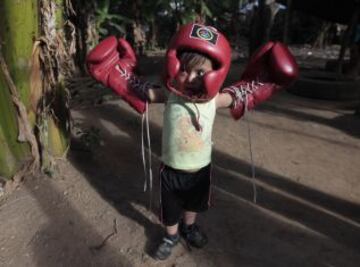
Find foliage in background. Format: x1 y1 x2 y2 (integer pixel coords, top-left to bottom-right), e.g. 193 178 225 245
95 0 132 38
89 0 339 50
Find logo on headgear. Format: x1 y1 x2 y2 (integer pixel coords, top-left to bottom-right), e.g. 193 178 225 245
190 24 218 45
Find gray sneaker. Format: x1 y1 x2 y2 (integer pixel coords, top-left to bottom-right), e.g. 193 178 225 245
153 234 180 260
180 223 208 248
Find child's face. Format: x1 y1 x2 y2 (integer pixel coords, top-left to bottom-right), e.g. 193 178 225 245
175 58 213 98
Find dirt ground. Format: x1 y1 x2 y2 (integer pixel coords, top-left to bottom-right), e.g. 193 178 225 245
1 52 360 267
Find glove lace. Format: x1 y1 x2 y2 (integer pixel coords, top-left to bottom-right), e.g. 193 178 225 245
223 80 264 204
115 64 151 101
141 103 154 210
115 64 154 209
225 81 263 110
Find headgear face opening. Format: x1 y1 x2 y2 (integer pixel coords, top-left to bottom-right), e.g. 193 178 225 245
165 23 232 101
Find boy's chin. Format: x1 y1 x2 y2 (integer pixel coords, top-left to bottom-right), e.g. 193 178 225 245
174 85 207 101
183 86 203 97
180 90 208 102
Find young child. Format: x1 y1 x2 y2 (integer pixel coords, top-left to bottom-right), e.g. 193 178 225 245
86 23 298 260
152 49 234 260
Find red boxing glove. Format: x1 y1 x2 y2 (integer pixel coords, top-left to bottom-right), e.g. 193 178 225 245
223 42 299 120
86 36 148 114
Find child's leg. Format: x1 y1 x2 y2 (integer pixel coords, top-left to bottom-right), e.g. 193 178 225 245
180 164 211 248
154 166 182 260
183 211 197 225
166 223 179 235
180 211 208 249
154 225 180 261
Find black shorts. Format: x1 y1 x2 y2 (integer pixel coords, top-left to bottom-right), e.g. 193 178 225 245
159 164 212 226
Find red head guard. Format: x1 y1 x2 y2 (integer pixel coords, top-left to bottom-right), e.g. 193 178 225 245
165 23 232 101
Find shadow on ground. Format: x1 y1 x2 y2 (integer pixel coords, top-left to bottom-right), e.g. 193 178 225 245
68 99 360 266
24 176 132 267
257 98 360 139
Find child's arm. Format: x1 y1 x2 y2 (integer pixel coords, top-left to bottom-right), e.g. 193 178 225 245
215 92 233 109
221 42 298 119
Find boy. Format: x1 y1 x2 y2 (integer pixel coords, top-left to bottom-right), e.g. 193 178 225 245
152 50 234 260
86 23 298 260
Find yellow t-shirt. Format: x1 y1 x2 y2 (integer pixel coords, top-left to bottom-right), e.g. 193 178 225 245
161 93 216 170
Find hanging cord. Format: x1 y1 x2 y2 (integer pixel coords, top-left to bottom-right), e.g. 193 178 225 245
145 103 153 209
116 64 154 209
141 112 148 191
225 81 263 203
191 101 202 132
242 81 259 203
244 99 257 204
141 103 153 210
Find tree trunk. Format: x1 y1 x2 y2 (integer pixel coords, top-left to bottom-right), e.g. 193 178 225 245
283 0 293 44
249 0 269 56
336 3 360 77
68 0 96 74
149 18 158 49
0 0 72 180
312 23 331 49
249 0 279 56
0 0 38 179
37 0 72 173
174 0 183 29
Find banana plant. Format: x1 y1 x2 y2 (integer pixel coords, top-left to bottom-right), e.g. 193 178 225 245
0 0 72 180
95 0 132 37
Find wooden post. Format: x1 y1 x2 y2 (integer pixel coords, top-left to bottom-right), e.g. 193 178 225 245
336 3 360 77
283 0 293 44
